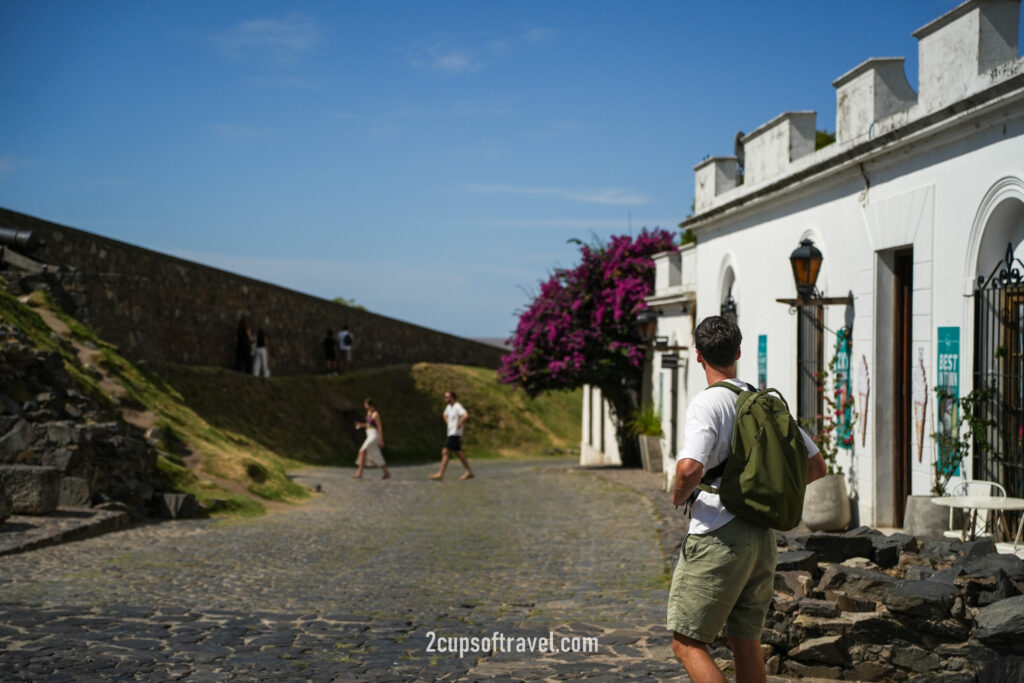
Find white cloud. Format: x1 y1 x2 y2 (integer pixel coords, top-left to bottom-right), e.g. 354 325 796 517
523 28 554 44
464 183 651 206
212 13 322 63
410 43 482 74
410 26 553 75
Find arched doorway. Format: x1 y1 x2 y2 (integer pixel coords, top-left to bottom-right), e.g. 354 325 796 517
973 193 1024 497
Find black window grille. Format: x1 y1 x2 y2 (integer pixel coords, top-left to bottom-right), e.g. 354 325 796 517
973 243 1024 498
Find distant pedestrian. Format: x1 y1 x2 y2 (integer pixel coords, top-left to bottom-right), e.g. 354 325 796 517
252 328 270 378
234 317 254 373
353 398 390 479
323 329 337 373
337 325 354 373
429 390 473 481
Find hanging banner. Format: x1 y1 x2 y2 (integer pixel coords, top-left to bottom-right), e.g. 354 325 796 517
757 335 767 390
835 327 854 449
936 327 960 477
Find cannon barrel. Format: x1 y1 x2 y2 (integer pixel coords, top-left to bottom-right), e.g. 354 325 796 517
0 228 40 250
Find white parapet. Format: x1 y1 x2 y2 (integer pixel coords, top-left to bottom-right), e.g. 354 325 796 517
913 0 1021 113
652 250 681 293
833 58 917 144
694 156 739 214
741 111 816 187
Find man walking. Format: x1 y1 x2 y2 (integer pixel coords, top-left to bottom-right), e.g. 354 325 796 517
429 390 474 481
668 316 826 682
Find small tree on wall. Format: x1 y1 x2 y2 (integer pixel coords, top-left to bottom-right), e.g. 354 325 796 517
499 228 677 467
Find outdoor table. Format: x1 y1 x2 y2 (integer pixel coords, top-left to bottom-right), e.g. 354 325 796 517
930 495 1024 547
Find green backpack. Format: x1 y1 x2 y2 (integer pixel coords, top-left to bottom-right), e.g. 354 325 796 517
694 381 809 531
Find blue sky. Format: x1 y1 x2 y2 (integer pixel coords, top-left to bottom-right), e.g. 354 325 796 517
0 1 982 339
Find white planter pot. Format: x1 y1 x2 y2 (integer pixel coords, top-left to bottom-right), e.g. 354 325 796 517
903 494 949 538
802 474 851 532
638 435 663 474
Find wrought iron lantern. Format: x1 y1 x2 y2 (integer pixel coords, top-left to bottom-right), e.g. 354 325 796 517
636 308 657 344
789 238 823 301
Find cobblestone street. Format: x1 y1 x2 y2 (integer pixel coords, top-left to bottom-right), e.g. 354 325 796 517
0 459 686 681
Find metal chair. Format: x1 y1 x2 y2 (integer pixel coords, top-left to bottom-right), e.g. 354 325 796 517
949 480 1007 539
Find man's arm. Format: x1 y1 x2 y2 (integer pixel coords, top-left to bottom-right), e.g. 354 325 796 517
672 458 704 507
807 452 827 483
457 408 468 430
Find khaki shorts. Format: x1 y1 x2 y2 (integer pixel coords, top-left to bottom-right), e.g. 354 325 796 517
666 516 777 642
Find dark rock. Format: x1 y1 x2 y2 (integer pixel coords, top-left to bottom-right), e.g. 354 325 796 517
0 464 60 514
847 615 916 646
158 493 197 520
974 594 1024 654
801 533 875 563
842 661 896 681
41 447 80 473
775 570 814 598
891 644 943 672
932 566 968 584
906 674 975 683
978 655 1024 683
956 569 1020 607
836 593 878 612
59 476 90 507
907 566 937 581
782 660 843 678
0 480 12 523
961 538 997 558
883 580 961 619
788 634 845 665
818 563 900 602
964 554 1024 582
777 550 819 573
0 419 35 461
797 598 840 618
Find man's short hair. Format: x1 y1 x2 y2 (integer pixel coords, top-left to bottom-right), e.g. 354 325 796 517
447 390 457 400
695 315 742 368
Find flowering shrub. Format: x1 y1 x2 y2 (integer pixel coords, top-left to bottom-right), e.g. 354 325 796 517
499 229 676 465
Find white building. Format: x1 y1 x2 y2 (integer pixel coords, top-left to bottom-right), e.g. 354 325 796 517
679 0 1024 528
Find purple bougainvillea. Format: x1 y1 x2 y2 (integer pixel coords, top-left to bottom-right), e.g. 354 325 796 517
499 228 676 399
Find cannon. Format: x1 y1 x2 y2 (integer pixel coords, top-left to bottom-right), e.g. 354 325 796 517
0 227 41 251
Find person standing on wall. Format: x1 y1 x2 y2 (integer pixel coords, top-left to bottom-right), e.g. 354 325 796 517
429 390 474 481
235 317 254 373
667 315 826 683
337 325 353 373
323 329 337 374
252 328 270 378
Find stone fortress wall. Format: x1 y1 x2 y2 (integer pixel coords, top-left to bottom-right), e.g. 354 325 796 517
0 207 503 375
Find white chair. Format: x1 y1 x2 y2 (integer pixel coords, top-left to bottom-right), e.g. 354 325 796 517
949 479 1007 539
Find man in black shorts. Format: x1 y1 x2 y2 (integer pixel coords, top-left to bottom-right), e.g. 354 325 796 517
429 390 474 481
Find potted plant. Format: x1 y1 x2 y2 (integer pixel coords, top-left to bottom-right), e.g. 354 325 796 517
906 385 998 536
628 404 664 473
801 346 854 532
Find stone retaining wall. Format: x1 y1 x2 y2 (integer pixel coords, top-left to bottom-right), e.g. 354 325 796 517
0 207 504 375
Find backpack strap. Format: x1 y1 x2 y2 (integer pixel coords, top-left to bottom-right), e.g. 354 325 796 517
683 380 752 511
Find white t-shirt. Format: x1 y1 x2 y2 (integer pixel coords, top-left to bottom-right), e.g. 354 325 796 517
444 402 467 436
677 379 819 535
337 330 352 350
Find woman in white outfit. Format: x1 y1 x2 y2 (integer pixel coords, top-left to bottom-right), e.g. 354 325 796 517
353 398 390 479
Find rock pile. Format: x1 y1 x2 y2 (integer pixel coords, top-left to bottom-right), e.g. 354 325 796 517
740 527 1024 680
0 322 166 521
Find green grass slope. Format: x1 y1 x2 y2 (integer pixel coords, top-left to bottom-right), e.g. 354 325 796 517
159 362 581 466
